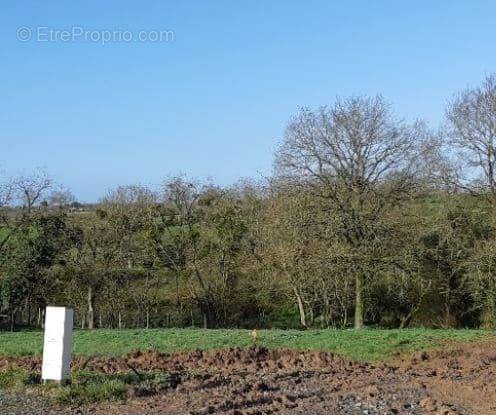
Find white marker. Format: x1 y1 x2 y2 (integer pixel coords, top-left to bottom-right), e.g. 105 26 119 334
41 306 73 383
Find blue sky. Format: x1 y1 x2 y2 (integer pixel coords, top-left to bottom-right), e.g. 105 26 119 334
1 1 495 201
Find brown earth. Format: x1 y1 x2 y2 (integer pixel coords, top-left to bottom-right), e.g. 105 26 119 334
1 339 496 414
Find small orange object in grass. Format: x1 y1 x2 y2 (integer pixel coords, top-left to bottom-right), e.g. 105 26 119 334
251 329 258 343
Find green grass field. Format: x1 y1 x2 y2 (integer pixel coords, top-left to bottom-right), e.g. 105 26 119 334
0 328 492 361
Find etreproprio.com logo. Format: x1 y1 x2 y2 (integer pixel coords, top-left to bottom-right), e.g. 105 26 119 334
16 26 175 45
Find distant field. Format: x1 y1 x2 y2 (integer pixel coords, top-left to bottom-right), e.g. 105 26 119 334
0 328 492 361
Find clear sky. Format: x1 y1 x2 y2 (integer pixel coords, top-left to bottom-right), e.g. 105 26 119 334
1 1 495 201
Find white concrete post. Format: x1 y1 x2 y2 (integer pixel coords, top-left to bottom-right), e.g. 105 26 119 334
41 306 73 383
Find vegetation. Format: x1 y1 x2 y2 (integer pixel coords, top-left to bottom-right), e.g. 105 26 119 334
0 367 177 405
2 74 496 330
0 328 490 361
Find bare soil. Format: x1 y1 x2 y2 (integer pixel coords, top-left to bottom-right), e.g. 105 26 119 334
1 338 496 414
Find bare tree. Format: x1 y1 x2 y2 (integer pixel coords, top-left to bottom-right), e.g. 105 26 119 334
447 74 496 194
157 177 207 322
0 175 14 254
0 180 13 209
14 170 52 214
0 176 13 217
48 187 76 209
413 123 459 192
275 95 422 328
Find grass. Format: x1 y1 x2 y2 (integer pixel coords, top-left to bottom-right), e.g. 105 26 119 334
0 328 492 361
0 368 40 390
0 369 177 405
51 371 177 404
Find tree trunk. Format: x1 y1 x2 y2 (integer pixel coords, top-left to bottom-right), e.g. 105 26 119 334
10 309 15 332
27 302 31 327
399 315 410 329
118 312 122 329
87 286 95 330
354 274 364 329
293 286 307 328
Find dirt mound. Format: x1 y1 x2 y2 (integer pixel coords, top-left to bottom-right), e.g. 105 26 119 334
0 346 360 375
94 341 496 414
390 339 496 414
85 346 358 374
2 341 496 414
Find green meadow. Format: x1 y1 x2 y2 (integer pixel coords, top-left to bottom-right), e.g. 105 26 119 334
0 328 491 362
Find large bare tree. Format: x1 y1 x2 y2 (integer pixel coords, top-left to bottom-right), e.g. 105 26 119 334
14 170 52 214
447 74 496 194
275 95 422 328
1 170 54 251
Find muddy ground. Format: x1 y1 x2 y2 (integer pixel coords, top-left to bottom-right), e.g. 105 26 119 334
1 338 496 415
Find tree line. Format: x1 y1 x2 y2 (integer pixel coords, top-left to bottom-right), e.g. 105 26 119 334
2 74 496 330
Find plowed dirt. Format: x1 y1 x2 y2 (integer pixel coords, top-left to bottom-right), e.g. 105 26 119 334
1 339 496 414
